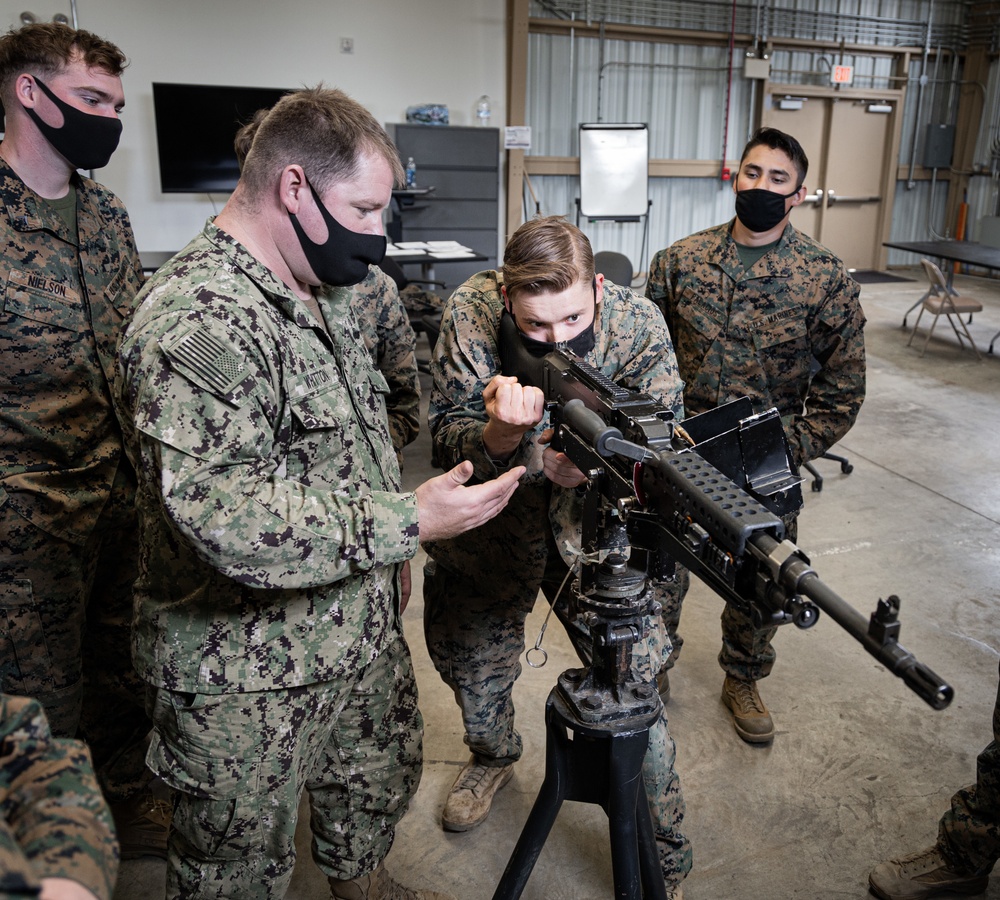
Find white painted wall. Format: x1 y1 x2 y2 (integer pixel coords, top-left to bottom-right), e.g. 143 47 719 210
0 0 506 252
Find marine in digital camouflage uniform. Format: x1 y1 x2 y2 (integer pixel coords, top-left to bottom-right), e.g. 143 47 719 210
352 264 421 461
0 692 118 900
114 87 521 900
0 23 162 847
424 217 692 889
869 660 1000 898
646 127 866 743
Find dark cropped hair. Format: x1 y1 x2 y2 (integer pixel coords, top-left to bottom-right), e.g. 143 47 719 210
502 216 595 300
0 23 127 102
740 127 809 186
239 85 404 198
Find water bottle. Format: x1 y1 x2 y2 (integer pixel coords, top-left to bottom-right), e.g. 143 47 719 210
405 157 417 189
476 95 491 127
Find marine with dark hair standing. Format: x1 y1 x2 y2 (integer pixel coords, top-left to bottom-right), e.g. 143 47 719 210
646 127 866 744
0 23 167 855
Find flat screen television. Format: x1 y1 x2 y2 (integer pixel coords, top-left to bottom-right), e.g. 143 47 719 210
152 82 292 193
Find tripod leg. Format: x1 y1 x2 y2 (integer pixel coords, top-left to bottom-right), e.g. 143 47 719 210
607 729 667 900
492 704 570 900
636 776 668 900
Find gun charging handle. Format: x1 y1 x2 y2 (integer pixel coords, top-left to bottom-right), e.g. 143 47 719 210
559 399 651 462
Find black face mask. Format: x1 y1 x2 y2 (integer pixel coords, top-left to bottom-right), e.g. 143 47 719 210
288 176 387 287
506 282 598 359
24 77 122 170
734 186 800 234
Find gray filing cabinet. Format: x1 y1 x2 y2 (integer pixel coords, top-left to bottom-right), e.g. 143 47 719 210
387 123 500 286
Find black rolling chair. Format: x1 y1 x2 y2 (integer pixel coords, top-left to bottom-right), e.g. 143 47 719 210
379 257 446 370
379 256 446 301
802 452 853 493
593 251 634 288
801 356 854 493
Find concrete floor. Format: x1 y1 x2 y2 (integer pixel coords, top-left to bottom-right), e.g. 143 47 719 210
115 266 1000 900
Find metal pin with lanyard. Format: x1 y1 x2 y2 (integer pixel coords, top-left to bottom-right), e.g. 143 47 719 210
524 544 601 668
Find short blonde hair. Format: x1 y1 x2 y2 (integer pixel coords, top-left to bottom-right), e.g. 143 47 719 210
502 216 595 300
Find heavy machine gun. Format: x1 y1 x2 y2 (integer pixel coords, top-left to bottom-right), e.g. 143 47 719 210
491 315 952 900
499 313 952 711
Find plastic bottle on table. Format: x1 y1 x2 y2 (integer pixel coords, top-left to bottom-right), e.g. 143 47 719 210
476 95 491 126
405 157 417 188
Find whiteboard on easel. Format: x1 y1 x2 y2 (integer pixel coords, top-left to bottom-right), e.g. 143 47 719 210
579 123 649 219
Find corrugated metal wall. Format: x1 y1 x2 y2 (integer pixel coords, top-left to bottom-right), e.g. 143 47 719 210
520 0 998 278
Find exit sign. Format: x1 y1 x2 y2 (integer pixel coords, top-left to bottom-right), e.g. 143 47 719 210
831 65 854 85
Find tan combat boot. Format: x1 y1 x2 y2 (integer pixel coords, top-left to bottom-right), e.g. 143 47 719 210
441 757 514 832
721 676 775 743
329 863 455 900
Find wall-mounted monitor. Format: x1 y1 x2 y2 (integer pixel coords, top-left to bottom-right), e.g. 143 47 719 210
151 82 292 193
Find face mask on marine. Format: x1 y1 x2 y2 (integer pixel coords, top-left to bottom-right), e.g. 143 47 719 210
734 186 800 234
25 77 122 170
505 280 599 359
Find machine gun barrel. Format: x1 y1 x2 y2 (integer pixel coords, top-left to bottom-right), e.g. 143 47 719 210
747 532 953 710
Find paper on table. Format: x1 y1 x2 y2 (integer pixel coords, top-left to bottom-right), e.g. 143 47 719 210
430 250 478 258
425 240 467 250
393 241 431 250
385 244 425 257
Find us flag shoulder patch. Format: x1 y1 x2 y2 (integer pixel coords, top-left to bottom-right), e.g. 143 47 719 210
164 327 249 396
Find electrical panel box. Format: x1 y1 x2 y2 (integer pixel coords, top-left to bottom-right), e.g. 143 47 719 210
923 123 955 169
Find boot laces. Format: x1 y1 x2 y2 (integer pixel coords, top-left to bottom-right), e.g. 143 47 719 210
731 680 765 714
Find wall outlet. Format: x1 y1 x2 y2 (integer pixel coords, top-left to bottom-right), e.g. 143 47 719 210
340 37 354 54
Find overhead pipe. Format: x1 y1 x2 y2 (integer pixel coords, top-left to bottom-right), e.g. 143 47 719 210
720 0 738 181
906 0 933 189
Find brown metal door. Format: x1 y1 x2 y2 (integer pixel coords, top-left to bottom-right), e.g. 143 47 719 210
764 93 895 270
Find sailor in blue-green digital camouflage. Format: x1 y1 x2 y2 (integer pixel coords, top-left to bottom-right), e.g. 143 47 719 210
114 86 521 900
232 108 420 472
352 264 421 465
0 21 159 833
645 127 865 694
424 216 692 888
0 693 118 900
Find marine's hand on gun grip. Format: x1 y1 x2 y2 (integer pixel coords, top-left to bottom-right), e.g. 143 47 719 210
539 427 588 488
482 374 546 461
416 459 526 543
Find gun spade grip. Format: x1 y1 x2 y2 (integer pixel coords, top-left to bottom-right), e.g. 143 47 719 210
562 399 622 458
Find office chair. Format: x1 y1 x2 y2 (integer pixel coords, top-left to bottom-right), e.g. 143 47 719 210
802 453 853 493
907 259 982 359
379 256 446 299
594 251 634 288
801 356 854 493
